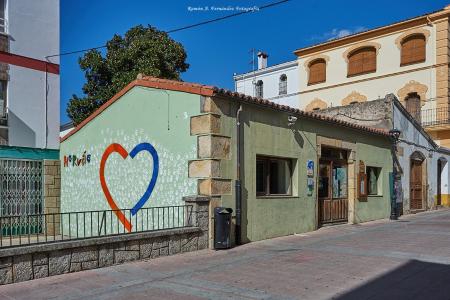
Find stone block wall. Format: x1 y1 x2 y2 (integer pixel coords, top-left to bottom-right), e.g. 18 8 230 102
188 96 235 248
43 160 61 236
0 196 210 285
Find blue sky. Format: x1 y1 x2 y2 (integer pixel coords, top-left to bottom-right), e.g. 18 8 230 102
60 0 447 123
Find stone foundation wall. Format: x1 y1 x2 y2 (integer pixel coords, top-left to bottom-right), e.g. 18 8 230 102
0 198 210 285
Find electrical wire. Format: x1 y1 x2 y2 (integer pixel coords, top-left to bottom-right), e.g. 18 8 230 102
45 0 292 59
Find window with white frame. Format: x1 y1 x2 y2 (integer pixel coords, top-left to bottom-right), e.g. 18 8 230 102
255 80 263 98
279 74 287 95
256 156 292 196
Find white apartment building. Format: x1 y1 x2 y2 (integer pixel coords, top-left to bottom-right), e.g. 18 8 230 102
233 52 299 108
0 1 60 230
2 0 60 150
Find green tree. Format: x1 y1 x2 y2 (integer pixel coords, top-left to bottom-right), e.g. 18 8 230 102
67 25 189 125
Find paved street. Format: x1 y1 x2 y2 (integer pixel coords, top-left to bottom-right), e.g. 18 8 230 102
1 209 450 300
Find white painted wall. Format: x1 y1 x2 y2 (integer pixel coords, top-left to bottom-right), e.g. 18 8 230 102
6 0 59 149
393 104 450 212
234 60 299 108
297 24 437 110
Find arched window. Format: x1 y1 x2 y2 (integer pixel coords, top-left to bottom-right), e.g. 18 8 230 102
255 80 263 98
405 92 421 123
308 59 326 85
279 74 287 95
401 34 426 66
347 47 376 77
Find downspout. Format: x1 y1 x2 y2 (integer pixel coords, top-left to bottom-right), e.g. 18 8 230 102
235 104 243 245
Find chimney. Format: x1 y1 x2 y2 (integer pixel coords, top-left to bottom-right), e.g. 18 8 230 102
257 51 268 70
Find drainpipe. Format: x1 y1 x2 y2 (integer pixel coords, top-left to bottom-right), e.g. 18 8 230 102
235 104 243 245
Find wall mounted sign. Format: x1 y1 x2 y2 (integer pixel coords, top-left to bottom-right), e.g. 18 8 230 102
63 151 91 167
99 142 159 232
307 160 314 177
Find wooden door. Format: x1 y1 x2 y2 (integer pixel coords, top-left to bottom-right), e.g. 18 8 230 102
410 160 423 210
318 160 348 225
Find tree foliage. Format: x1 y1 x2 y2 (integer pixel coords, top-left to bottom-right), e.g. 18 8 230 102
67 25 189 125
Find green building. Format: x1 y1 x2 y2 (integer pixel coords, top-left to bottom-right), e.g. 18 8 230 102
60 76 393 246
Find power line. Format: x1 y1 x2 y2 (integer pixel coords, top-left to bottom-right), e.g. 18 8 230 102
46 0 291 59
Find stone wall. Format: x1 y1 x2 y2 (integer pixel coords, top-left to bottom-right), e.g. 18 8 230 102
43 159 61 236
0 197 210 285
188 96 236 247
317 98 393 130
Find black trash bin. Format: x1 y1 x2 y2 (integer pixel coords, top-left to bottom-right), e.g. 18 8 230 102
214 207 233 249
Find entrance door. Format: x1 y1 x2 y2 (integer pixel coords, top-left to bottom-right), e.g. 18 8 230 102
410 159 423 210
318 159 348 225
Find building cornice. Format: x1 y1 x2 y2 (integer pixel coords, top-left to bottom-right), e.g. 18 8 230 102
233 60 297 81
294 7 450 57
299 62 447 95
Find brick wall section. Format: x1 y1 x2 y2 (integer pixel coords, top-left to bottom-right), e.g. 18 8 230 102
0 197 210 285
43 160 61 236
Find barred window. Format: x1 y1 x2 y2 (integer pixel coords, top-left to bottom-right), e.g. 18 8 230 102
401 35 426 66
255 80 263 98
279 74 287 95
0 0 5 33
347 47 376 77
308 59 326 85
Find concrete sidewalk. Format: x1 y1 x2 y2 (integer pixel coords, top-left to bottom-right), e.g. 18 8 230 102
1 209 450 299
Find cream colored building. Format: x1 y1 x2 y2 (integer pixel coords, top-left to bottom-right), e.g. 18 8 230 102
296 5 450 147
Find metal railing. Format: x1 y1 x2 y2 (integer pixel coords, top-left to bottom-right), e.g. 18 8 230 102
0 205 194 248
421 107 450 127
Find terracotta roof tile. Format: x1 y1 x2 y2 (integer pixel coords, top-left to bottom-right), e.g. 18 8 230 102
61 76 390 142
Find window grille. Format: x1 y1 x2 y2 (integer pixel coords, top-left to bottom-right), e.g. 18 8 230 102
279 74 287 95
0 159 43 235
255 80 263 98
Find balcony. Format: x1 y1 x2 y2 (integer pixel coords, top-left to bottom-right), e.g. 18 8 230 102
420 107 450 128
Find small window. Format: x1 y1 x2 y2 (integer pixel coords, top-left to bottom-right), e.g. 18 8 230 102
0 80 6 118
347 47 376 77
255 80 263 98
308 59 326 85
0 0 5 33
401 34 425 66
367 166 382 195
279 74 287 95
405 92 421 123
358 161 367 199
256 156 292 196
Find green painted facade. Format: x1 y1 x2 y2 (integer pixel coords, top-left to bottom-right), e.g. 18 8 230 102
61 85 392 242
216 100 393 243
60 87 200 232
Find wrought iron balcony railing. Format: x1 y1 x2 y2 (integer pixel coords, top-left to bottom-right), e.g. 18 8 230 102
420 107 450 127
